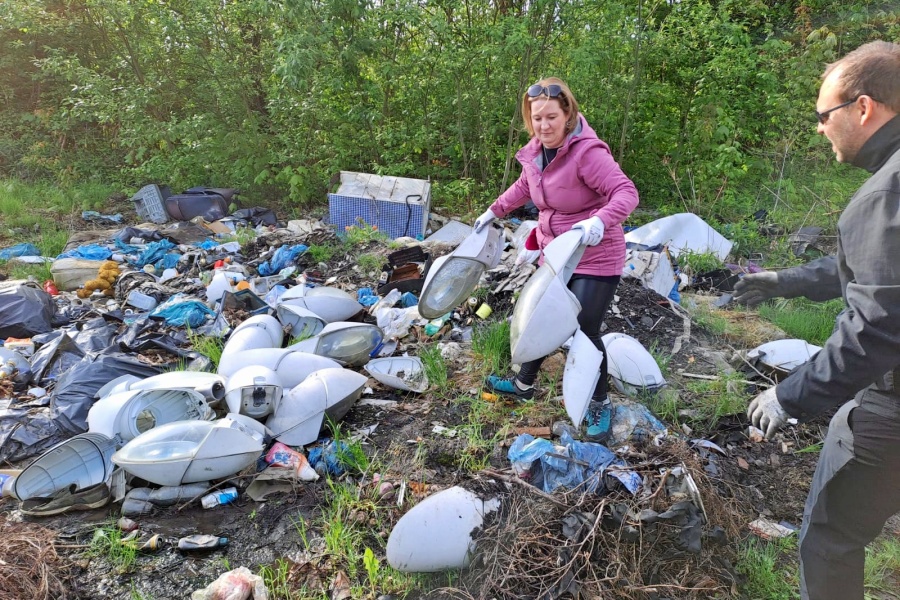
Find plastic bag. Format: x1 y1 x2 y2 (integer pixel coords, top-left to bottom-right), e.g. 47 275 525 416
0 283 55 338
0 242 40 260
29 332 86 385
258 244 308 276
50 351 163 434
609 400 667 446
150 294 216 328
507 434 554 480
264 442 319 481
56 243 112 261
190 566 268 600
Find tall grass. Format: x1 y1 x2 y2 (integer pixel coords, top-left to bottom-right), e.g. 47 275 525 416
471 319 511 376
757 298 843 346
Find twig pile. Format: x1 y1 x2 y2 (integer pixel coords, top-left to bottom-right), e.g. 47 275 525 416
0 514 71 600
440 439 750 600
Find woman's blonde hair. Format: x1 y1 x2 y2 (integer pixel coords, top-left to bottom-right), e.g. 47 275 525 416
521 77 580 137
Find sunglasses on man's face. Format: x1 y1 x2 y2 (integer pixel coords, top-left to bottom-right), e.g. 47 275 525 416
527 84 563 98
815 97 859 125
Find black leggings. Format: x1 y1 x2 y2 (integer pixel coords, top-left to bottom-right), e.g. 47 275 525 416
516 274 620 400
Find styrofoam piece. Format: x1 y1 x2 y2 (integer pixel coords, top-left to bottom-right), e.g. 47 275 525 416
364 356 429 393
419 226 502 319
224 365 284 419
386 486 501 572
288 322 384 367
88 388 213 446
624 212 733 260
12 433 116 501
510 230 585 364
277 286 363 323
266 368 367 446
563 330 604 427
217 348 341 386
111 417 265 486
97 372 226 404
601 333 667 396
747 339 822 373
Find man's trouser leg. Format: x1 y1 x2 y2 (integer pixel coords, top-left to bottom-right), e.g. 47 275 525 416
799 400 900 600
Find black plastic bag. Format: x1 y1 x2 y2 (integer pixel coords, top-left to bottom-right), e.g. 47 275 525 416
49 350 163 434
0 283 55 338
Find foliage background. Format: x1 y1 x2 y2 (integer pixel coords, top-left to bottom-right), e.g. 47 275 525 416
0 0 896 231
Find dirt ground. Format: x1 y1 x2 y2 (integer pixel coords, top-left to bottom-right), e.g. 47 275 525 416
1 210 897 600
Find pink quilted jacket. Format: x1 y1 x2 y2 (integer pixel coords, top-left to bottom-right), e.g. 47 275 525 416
489 114 639 276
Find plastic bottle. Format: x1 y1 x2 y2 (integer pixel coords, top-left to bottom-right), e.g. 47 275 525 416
121 483 212 516
177 534 229 552
201 487 239 509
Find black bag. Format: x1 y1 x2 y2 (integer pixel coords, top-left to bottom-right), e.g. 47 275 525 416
165 187 240 222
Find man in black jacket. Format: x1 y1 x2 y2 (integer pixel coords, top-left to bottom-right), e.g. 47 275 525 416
734 40 900 600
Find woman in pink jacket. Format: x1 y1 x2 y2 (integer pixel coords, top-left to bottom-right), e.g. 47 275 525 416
473 77 639 442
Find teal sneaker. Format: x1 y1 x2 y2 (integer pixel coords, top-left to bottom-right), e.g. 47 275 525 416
485 375 535 400
584 399 614 443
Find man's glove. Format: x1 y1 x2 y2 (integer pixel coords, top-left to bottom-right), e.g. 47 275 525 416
473 209 497 233
572 216 605 246
733 271 781 306
747 386 789 439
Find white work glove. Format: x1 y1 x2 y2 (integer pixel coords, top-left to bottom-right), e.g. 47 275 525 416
515 248 541 266
571 216 605 246
747 386 789 439
515 226 541 266
473 209 497 233
733 271 781 307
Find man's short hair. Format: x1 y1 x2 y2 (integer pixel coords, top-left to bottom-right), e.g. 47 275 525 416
824 41 900 113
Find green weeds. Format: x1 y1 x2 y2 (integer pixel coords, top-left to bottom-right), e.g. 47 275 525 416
306 243 338 264
418 343 450 397
452 393 508 472
471 319 511 377
187 332 224 368
680 373 749 428
865 537 900 598
736 536 799 600
342 221 388 246
757 298 842 346
357 252 386 275
88 524 138 572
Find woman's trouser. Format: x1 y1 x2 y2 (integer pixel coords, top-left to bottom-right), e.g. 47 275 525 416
515 274 620 400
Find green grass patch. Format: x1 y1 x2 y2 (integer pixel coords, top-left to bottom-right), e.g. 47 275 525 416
452 393 508 472
865 536 900 599
757 298 842 346
357 252 386 275
342 221 388 246
88 523 138 572
306 243 338 264
471 319 511 377
418 343 450 397
187 332 224 369
681 372 749 428
736 536 799 600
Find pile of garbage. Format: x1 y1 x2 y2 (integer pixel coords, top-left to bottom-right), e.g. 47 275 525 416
0 195 817 599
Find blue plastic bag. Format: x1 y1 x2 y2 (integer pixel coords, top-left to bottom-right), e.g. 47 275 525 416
132 239 177 269
357 288 378 306
258 244 308 276
57 244 112 261
307 439 351 476
0 243 40 261
150 294 215 328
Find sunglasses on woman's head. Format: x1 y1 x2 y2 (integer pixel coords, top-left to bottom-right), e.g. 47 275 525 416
527 84 563 98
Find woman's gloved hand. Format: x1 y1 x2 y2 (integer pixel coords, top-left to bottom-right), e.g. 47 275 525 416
515 227 541 265
572 216 605 246
473 209 497 233
733 272 781 306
